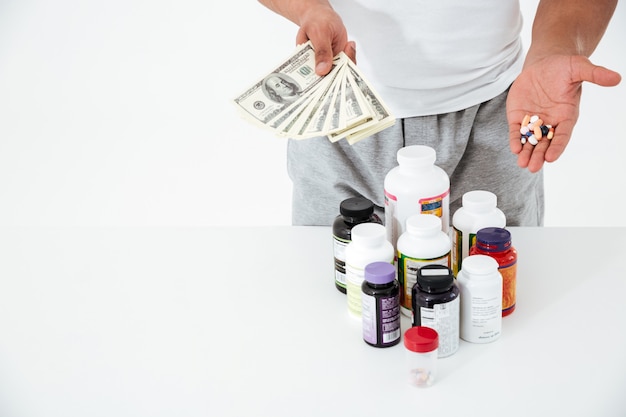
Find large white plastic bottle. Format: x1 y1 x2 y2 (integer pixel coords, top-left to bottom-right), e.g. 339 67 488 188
396 213 451 316
345 223 394 319
451 190 506 277
384 145 450 254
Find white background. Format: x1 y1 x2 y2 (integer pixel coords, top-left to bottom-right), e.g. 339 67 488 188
0 0 624 227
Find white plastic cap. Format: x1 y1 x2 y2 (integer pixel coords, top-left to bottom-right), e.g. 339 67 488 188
406 213 442 236
462 190 497 212
351 223 386 248
460 254 499 276
397 145 436 168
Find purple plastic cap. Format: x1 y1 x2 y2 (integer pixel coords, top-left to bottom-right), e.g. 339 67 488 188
476 227 512 252
364 262 396 284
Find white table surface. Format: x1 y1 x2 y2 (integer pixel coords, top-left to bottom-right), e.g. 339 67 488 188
0 226 625 417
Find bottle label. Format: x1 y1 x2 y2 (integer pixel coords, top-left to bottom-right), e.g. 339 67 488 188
333 236 349 289
347 258 394 318
384 190 398 254
362 292 401 346
451 228 477 277
397 252 450 311
469 294 501 341
346 267 363 317
420 189 450 232
500 261 517 314
418 297 460 357
418 190 448 217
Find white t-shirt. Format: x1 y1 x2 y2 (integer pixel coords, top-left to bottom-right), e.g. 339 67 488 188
330 0 525 117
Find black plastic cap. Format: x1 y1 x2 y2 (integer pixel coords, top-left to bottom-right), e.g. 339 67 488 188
339 197 375 218
416 264 454 292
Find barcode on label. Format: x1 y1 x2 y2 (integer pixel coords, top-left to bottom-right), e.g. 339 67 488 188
383 328 400 343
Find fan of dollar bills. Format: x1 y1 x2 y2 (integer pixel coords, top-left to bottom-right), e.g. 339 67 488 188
233 41 395 145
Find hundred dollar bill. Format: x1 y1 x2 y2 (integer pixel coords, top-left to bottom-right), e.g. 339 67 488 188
342 59 396 144
327 68 376 142
322 67 345 136
279 54 346 138
344 115 396 145
233 42 396 145
233 41 328 130
346 60 394 126
273 89 321 136
280 81 331 138
298 78 340 138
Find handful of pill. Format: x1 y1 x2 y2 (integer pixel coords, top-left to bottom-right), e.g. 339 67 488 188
520 114 554 145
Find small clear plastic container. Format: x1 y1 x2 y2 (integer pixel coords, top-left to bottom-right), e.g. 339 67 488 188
404 326 439 387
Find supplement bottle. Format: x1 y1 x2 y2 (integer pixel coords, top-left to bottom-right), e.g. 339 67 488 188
412 265 460 358
451 190 506 277
333 197 382 294
345 223 394 319
470 227 518 316
404 326 438 388
384 145 450 253
361 262 401 348
457 254 502 343
396 213 451 316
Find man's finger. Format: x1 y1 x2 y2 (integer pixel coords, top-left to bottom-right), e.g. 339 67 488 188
573 57 622 87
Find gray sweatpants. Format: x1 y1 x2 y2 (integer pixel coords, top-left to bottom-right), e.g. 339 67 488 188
287 89 544 227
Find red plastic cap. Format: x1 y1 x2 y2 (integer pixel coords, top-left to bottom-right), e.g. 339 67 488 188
404 326 439 353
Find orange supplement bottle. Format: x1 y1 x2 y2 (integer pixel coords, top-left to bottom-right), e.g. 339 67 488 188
469 227 517 317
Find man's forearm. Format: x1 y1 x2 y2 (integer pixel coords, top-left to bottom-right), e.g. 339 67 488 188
258 0 332 26
526 0 618 65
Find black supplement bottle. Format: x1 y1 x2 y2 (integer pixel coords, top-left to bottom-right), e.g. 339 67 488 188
361 261 401 348
412 265 460 357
